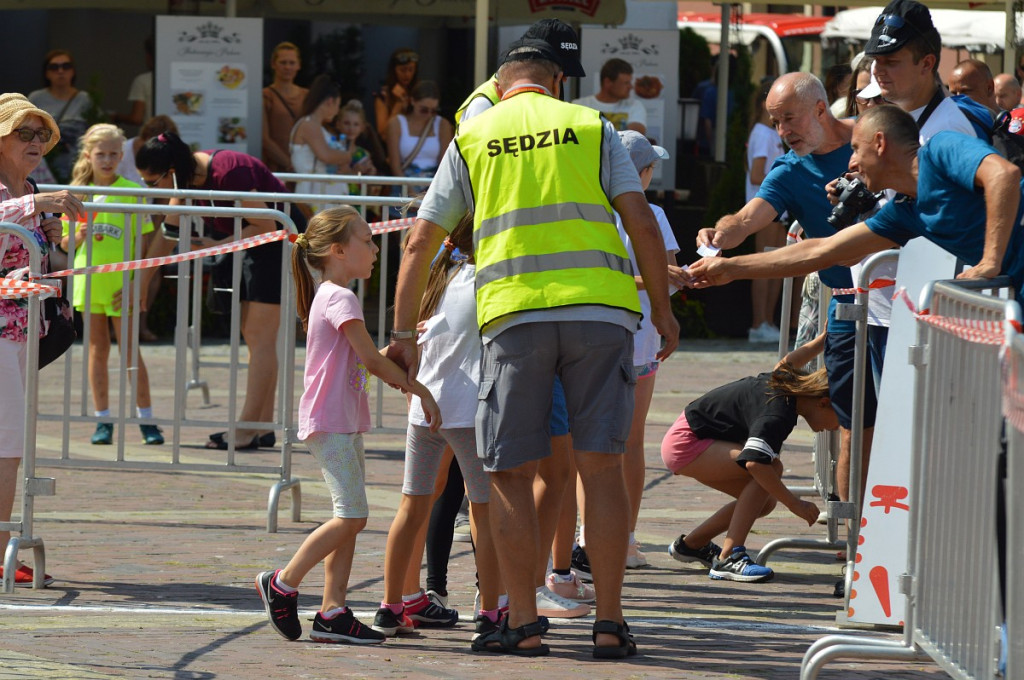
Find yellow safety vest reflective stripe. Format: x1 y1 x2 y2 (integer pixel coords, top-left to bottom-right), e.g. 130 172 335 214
455 90 641 329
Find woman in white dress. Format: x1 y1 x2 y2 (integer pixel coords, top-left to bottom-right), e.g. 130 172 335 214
290 75 354 213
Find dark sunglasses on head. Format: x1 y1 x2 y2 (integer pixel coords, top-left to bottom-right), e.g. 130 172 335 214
875 13 905 29
12 127 53 143
395 51 419 64
47 62 74 71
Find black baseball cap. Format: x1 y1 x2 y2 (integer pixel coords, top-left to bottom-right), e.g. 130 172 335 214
864 0 940 56
498 37 562 69
522 18 585 78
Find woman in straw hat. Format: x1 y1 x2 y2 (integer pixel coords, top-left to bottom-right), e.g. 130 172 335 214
0 92 86 587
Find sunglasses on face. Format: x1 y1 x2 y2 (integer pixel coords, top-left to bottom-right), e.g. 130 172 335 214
12 127 53 143
416 105 438 116
47 62 74 71
395 52 419 64
143 171 168 188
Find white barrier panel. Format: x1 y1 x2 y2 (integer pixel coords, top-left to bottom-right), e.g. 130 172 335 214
800 278 1019 680
1003 329 1024 679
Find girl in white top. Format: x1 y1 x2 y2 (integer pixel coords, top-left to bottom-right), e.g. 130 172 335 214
290 76 353 210
255 206 440 645
373 214 504 643
386 80 453 178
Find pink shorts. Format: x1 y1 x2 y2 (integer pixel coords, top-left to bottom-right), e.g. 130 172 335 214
661 411 714 474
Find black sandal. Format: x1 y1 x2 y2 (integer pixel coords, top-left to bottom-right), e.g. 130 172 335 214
470 618 549 656
592 619 637 659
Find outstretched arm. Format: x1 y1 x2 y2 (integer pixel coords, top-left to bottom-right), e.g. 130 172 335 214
688 223 897 288
695 197 778 251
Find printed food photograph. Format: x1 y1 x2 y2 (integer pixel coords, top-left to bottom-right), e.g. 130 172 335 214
217 65 246 90
218 117 247 144
172 91 204 115
634 75 663 99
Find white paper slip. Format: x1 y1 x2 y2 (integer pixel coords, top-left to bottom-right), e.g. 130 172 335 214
697 245 721 258
417 312 449 345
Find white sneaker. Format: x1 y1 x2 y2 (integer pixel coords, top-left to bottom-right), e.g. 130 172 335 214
426 589 448 609
452 511 472 543
535 585 591 618
546 572 596 603
625 541 648 569
748 322 781 344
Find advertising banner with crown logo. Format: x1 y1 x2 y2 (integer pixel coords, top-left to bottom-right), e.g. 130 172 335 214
155 15 262 158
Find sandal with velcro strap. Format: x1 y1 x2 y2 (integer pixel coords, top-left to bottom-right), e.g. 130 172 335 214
470 617 549 657
592 619 638 659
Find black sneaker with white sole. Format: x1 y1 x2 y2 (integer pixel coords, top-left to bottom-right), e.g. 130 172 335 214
371 606 416 635
571 545 593 583
668 534 722 569
310 609 386 644
255 570 301 641
407 599 459 627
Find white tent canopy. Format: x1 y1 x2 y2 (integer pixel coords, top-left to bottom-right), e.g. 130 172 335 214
822 5 1023 54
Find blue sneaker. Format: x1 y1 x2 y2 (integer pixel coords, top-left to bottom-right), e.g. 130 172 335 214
708 547 774 583
140 424 164 445
91 422 113 445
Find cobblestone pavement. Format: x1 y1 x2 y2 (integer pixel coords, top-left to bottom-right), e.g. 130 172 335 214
0 340 947 679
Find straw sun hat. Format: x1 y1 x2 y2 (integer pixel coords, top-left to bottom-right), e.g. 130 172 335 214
0 93 60 154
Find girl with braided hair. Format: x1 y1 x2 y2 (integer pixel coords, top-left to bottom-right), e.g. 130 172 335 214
662 356 833 583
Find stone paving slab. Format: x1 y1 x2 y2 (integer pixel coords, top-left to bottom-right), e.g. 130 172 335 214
0 340 948 679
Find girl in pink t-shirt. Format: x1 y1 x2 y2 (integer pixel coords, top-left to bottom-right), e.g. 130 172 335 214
256 206 440 645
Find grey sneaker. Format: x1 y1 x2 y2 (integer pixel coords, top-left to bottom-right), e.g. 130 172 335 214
669 534 722 569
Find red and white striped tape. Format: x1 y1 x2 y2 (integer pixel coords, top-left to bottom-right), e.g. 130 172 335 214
0 278 60 300
895 286 1021 346
35 217 416 282
830 277 896 297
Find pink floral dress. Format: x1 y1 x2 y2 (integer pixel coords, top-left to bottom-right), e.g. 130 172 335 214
0 184 49 343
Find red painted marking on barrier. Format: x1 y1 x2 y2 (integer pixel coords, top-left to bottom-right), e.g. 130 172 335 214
850 589 857 599
869 484 910 513
852 570 860 581
858 535 864 545
861 516 867 527
855 552 862 563
870 565 891 617
848 607 855 617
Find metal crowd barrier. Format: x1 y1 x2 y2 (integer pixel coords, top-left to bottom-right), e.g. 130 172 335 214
28 203 303 539
1005 326 1024 678
800 277 1020 679
40 179 426 432
0 223 60 593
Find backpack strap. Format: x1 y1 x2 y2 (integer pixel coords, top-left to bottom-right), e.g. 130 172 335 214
915 89 945 132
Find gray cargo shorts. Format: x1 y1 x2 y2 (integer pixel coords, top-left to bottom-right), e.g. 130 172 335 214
476 320 636 472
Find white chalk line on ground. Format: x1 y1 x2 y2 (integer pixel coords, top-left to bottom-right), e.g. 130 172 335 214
0 602 865 636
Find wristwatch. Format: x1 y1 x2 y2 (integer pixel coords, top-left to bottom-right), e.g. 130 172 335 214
390 329 416 341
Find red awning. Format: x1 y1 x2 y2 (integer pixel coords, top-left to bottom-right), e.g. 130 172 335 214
677 12 832 38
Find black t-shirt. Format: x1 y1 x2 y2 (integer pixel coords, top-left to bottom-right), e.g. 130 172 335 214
684 373 798 466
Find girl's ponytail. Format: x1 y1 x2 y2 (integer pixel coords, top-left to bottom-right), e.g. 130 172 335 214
418 212 474 322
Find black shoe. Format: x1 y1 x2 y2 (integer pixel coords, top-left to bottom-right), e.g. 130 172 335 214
708 547 775 583
571 545 593 583
473 613 500 641
310 609 385 644
407 598 459 627
669 534 722 569
255 570 301 641
371 606 415 635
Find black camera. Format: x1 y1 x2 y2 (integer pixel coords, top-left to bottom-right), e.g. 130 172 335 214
827 176 880 229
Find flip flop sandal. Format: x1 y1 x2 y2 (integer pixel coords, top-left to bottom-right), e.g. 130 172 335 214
470 618 549 656
592 619 637 659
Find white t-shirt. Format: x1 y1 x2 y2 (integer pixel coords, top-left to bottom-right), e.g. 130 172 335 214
127 71 153 123
571 94 647 132
615 204 679 365
117 137 144 186
745 122 785 203
409 263 481 428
